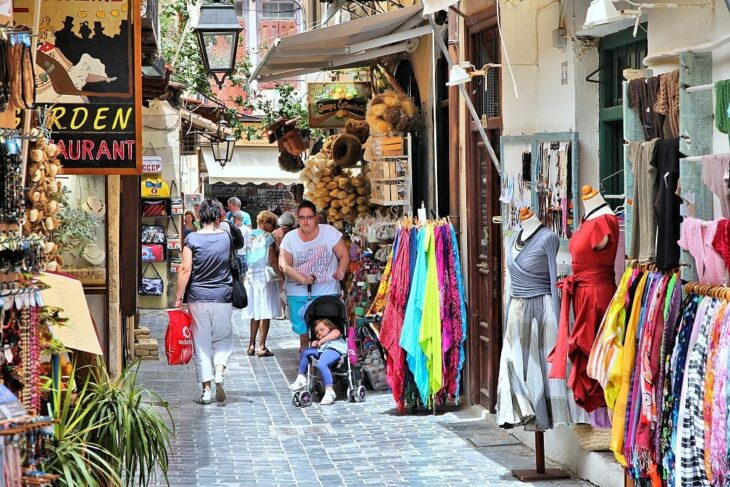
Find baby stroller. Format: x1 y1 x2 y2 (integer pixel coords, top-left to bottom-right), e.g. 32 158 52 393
291 295 367 408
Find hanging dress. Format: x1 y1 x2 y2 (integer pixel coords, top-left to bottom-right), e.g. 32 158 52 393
496 227 588 431
549 213 618 412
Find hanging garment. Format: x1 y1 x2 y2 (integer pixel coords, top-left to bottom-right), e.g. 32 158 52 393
587 266 635 411
711 218 730 272
701 154 730 218
654 70 680 138
677 299 722 487
628 76 665 140
439 224 463 402
628 139 659 262
610 271 650 465
715 80 730 144
400 228 430 405
450 224 468 402
651 138 683 270
418 225 442 405
710 309 730 486
380 227 412 412
549 213 618 412
678 218 727 285
497 227 588 431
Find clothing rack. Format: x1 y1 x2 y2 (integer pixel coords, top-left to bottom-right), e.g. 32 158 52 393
684 83 713 93
684 281 730 299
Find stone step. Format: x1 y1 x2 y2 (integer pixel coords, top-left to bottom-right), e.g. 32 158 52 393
134 326 151 338
136 338 159 351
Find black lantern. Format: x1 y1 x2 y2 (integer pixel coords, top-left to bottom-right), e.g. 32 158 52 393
203 120 236 167
193 0 244 88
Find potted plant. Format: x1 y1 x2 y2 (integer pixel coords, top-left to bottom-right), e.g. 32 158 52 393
81 359 174 487
52 207 101 259
42 364 123 486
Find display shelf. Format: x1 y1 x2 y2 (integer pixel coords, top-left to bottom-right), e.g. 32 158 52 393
370 198 409 206
370 177 408 182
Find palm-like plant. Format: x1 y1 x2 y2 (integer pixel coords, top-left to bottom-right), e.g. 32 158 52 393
82 359 174 487
42 365 122 486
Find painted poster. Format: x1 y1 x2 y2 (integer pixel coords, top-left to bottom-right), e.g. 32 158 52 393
14 0 142 174
307 82 371 129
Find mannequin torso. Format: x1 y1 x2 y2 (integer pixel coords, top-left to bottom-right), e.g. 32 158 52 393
581 190 612 250
513 213 544 258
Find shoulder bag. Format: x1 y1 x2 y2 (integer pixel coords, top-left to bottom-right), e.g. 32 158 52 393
139 264 164 296
141 177 171 198
141 224 166 244
166 219 181 251
228 232 247 309
170 180 183 215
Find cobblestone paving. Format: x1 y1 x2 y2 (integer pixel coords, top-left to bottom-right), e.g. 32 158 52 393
137 310 592 487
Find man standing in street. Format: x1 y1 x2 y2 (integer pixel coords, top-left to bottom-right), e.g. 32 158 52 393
226 197 252 227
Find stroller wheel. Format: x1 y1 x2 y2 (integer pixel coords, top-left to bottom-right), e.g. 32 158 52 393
300 391 313 407
355 385 366 402
292 392 302 407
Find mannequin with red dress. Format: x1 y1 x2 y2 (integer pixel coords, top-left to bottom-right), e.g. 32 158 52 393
548 185 619 414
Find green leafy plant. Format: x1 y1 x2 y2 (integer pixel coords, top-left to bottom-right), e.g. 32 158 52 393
53 208 100 258
81 359 174 487
42 364 123 486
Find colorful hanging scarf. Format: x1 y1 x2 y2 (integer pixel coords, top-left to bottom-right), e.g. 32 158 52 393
710 308 730 485
450 224 468 402
379 227 412 412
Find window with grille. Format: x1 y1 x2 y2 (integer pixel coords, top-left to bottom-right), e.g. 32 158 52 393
261 1 296 19
180 120 198 155
472 27 500 119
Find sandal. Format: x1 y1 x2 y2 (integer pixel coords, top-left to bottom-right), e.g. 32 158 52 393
256 347 274 357
246 345 255 356
195 389 211 405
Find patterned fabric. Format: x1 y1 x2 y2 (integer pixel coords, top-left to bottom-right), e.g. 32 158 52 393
660 295 701 485
678 298 718 487
711 309 730 485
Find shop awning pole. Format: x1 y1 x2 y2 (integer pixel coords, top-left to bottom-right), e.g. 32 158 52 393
427 14 500 173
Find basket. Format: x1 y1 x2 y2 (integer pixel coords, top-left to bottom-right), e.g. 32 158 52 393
572 424 612 452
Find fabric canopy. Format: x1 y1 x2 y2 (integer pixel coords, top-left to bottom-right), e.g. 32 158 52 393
249 4 428 82
202 146 300 185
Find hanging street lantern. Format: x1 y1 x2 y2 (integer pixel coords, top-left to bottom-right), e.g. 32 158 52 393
203 120 236 167
193 0 244 88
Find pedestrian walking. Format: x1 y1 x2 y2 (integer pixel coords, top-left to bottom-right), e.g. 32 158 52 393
226 196 252 227
289 318 347 406
242 210 282 357
273 211 296 319
183 210 197 243
175 198 234 405
232 210 251 277
279 200 350 351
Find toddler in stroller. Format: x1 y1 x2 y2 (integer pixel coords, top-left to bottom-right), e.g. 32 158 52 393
288 296 366 407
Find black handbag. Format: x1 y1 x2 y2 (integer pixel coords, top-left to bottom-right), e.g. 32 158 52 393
139 264 164 296
228 232 247 309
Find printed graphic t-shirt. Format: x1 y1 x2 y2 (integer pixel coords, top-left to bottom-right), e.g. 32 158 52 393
281 224 343 297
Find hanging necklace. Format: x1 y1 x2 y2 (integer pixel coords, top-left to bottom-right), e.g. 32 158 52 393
514 224 544 252
582 202 609 222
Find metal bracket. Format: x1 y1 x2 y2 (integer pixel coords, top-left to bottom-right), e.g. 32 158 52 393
585 63 610 85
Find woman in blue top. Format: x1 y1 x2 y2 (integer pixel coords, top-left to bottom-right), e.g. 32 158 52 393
242 210 282 357
288 318 347 405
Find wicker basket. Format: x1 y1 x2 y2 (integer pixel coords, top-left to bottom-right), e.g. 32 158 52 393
572 424 612 452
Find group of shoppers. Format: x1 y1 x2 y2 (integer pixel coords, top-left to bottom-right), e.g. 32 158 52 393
176 195 350 405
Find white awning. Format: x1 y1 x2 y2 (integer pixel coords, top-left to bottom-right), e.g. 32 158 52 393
250 5 428 82
202 146 301 185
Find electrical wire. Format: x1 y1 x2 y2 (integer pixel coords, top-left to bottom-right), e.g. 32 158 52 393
496 0 520 99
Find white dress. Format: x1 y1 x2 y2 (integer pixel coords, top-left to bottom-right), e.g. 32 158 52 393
241 230 281 320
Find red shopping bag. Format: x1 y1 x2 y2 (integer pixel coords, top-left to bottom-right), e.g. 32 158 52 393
165 309 193 365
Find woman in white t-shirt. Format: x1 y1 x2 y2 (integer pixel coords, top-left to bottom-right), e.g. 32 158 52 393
279 200 350 351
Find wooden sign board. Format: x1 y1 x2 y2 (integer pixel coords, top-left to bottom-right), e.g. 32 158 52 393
14 0 142 174
307 82 371 129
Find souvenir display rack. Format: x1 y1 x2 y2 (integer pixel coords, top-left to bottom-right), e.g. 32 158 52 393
369 133 412 214
500 132 580 244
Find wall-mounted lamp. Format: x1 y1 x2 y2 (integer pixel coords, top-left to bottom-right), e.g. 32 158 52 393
583 0 711 36
200 120 236 167
446 62 502 87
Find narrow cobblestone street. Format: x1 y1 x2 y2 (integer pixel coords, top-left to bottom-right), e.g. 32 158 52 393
137 310 592 487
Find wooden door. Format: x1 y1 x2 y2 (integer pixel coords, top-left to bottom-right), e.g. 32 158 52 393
466 12 502 412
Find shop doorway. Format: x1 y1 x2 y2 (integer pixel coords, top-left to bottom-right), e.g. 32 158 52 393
465 10 502 412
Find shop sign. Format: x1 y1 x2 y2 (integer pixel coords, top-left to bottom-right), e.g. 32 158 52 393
307 82 371 128
14 0 142 175
143 156 163 174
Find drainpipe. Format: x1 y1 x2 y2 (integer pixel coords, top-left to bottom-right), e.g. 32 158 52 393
447 9 461 233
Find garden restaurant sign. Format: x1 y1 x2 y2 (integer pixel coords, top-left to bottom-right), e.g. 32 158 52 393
15 0 142 174
307 82 371 129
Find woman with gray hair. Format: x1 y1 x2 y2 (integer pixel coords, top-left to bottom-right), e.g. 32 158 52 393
176 198 234 404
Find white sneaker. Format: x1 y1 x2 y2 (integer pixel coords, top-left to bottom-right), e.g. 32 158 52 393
289 375 307 391
320 389 336 406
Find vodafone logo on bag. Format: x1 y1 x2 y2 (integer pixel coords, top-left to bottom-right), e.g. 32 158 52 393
182 326 191 339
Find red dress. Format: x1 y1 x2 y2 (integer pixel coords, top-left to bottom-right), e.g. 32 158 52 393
548 213 619 412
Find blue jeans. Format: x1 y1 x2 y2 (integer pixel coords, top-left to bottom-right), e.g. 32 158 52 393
298 348 342 387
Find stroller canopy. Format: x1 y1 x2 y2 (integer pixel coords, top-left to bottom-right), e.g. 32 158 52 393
304 295 347 331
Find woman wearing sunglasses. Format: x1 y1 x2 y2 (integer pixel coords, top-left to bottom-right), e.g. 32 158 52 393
279 200 350 352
